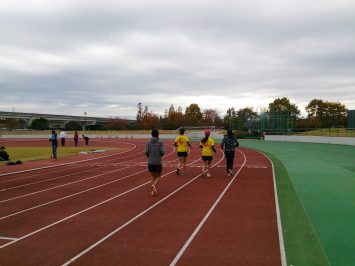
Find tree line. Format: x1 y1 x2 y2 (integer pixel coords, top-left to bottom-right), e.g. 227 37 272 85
128 97 348 130
0 97 348 131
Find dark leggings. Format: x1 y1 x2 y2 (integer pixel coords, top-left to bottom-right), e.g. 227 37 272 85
225 151 235 172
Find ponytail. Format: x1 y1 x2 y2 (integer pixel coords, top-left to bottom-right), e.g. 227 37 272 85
201 136 209 144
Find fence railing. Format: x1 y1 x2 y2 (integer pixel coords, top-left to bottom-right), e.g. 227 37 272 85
265 128 355 137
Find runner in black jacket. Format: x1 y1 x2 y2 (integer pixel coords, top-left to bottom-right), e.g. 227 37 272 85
221 129 239 176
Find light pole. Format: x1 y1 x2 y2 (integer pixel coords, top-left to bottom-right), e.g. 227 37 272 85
84 112 87 131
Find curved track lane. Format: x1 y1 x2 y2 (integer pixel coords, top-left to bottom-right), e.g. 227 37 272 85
0 139 283 265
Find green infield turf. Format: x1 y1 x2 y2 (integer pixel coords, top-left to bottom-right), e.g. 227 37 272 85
240 139 354 266
0 146 119 164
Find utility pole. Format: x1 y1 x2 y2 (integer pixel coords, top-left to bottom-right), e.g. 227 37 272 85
84 111 87 131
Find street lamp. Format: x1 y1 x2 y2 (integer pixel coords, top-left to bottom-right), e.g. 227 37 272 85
84 112 87 131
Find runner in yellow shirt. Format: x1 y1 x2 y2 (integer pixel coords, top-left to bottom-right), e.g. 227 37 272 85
174 128 192 175
199 130 216 177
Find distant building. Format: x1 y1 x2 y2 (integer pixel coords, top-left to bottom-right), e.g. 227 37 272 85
0 111 134 130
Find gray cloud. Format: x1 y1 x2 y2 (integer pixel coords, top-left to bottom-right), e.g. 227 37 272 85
1 0 355 119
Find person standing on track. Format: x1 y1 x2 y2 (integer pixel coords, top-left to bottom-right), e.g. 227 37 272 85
221 129 239 176
74 131 79 146
174 128 192 176
145 129 164 196
60 130 66 146
49 130 58 160
199 130 216 177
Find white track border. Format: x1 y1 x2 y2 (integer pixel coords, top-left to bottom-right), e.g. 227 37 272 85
0 141 137 177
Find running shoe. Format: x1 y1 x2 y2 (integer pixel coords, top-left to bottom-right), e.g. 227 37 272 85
151 184 157 196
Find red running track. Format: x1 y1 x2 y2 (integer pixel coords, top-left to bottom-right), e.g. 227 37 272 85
0 139 284 265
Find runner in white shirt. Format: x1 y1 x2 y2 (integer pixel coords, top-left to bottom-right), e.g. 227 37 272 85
60 130 66 147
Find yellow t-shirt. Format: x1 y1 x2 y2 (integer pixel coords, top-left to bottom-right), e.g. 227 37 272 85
200 137 215 156
175 135 189 152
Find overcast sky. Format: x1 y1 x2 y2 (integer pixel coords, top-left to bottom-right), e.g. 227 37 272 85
0 0 354 119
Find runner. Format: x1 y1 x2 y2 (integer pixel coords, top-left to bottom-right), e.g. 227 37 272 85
221 129 239 176
199 130 216 177
174 128 192 175
145 129 164 196
49 130 58 160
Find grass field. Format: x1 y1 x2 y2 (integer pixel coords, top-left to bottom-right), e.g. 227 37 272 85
240 139 355 266
0 146 119 165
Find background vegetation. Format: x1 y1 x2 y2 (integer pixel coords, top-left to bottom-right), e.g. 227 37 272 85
0 97 349 134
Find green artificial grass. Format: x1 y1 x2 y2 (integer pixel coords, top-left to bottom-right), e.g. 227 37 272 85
240 139 355 266
0 146 118 164
265 152 330 266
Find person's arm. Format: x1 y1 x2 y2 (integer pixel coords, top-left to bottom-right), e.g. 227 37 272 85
199 142 203 148
174 142 178 147
221 138 225 149
212 145 217 153
144 143 149 157
187 141 192 148
160 142 164 156
234 137 239 147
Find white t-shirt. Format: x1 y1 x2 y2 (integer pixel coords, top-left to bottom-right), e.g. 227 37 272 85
60 131 66 138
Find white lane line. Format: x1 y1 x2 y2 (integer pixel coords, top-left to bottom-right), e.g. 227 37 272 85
0 156 202 249
0 147 178 219
0 236 19 241
0 150 146 191
0 166 107 192
0 165 135 203
0 155 177 220
61 153 224 266
0 145 177 203
264 153 287 266
240 147 287 266
169 150 247 266
0 149 144 184
0 141 137 178
0 168 147 220
0 164 87 184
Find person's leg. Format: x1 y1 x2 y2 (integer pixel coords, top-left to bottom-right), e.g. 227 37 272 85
52 145 57 159
181 156 187 174
176 155 182 175
151 164 162 195
153 172 161 186
152 172 161 195
225 152 232 175
150 172 157 195
206 160 212 177
202 160 209 176
229 151 235 174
